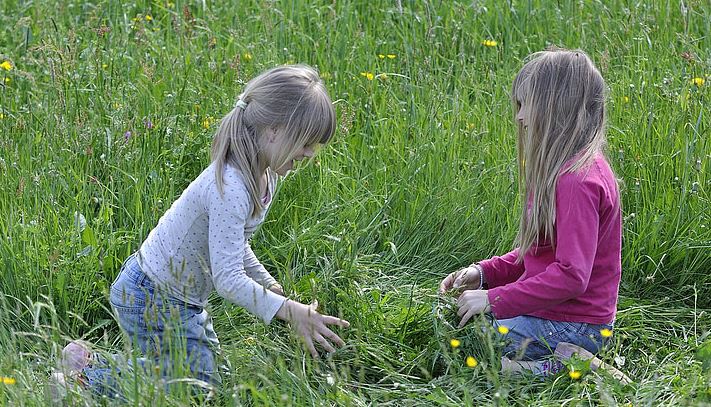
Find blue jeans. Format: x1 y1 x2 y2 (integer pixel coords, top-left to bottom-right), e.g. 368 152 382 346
493 315 612 361
84 254 221 396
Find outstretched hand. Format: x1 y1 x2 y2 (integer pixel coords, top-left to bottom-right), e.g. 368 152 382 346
276 299 350 358
457 289 490 328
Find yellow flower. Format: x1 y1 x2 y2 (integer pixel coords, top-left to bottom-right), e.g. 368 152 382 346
360 72 374 81
378 54 385 59
691 77 705 87
497 325 510 335
600 328 613 338
243 52 253 62
0 61 13 71
481 40 498 47
386 54 396 59
102 64 108 69
465 356 478 368
569 370 582 380
449 338 461 348
202 116 215 129
0 113 4 119
623 96 629 103
4 77 10 84
145 15 153 21
1 376 16 385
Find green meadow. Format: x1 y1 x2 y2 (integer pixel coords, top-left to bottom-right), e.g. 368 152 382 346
0 0 709 405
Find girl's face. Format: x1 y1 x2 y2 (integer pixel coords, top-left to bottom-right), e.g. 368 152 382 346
261 127 319 176
272 143 318 176
516 100 530 128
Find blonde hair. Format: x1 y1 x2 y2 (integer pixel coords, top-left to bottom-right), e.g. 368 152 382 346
511 48 609 260
211 65 336 216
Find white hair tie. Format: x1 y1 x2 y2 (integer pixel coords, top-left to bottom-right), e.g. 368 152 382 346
235 99 248 110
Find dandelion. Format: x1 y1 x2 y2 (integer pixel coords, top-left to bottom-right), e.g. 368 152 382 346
0 61 13 71
4 77 10 84
497 325 510 335
600 328 613 338
243 52 253 62
202 116 215 129
386 54 396 59
450 338 461 348
145 15 153 21
360 72 374 81
691 77 705 87
0 113 4 119
1 376 16 385
481 40 498 47
466 356 478 368
623 96 629 103
378 54 385 59
569 370 582 380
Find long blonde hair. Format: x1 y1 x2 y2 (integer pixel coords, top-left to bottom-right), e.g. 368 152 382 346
211 65 336 216
512 49 608 260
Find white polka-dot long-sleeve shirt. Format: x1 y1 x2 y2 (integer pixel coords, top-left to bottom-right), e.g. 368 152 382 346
137 162 286 323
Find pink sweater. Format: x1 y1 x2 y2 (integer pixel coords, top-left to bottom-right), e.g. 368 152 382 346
482 156 621 325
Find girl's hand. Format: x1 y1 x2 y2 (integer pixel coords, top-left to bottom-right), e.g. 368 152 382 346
457 289 491 328
276 300 350 358
268 283 284 296
439 265 483 294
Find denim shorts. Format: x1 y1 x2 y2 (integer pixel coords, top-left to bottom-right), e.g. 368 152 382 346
84 254 221 396
493 315 613 361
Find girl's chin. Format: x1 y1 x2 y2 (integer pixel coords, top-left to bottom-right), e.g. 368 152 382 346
274 162 294 175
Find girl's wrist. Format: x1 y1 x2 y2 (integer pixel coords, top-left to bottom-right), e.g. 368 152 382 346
470 263 485 289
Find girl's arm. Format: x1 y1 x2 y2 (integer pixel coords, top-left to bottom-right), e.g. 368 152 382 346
478 248 525 288
207 180 286 323
486 173 600 319
243 242 279 289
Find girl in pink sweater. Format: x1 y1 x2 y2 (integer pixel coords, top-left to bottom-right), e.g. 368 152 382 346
440 49 621 364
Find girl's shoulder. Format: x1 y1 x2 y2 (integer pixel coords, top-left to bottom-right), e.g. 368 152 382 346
558 154 619 201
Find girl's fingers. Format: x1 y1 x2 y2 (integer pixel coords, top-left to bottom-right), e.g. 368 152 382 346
304 337 319 359
452 270 466 289
438 273 455 293
458 308 475 328
321 315 350 328
313 333 336 353
457 291 470 308
320 326 345 347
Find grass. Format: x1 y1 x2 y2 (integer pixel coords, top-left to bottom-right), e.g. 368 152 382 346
0 0 710 405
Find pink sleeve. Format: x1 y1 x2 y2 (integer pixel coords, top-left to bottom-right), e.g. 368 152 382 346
487 173 600 319
478 249 525 288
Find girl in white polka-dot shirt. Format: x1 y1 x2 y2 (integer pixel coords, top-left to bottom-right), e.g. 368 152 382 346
51 65 350 399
